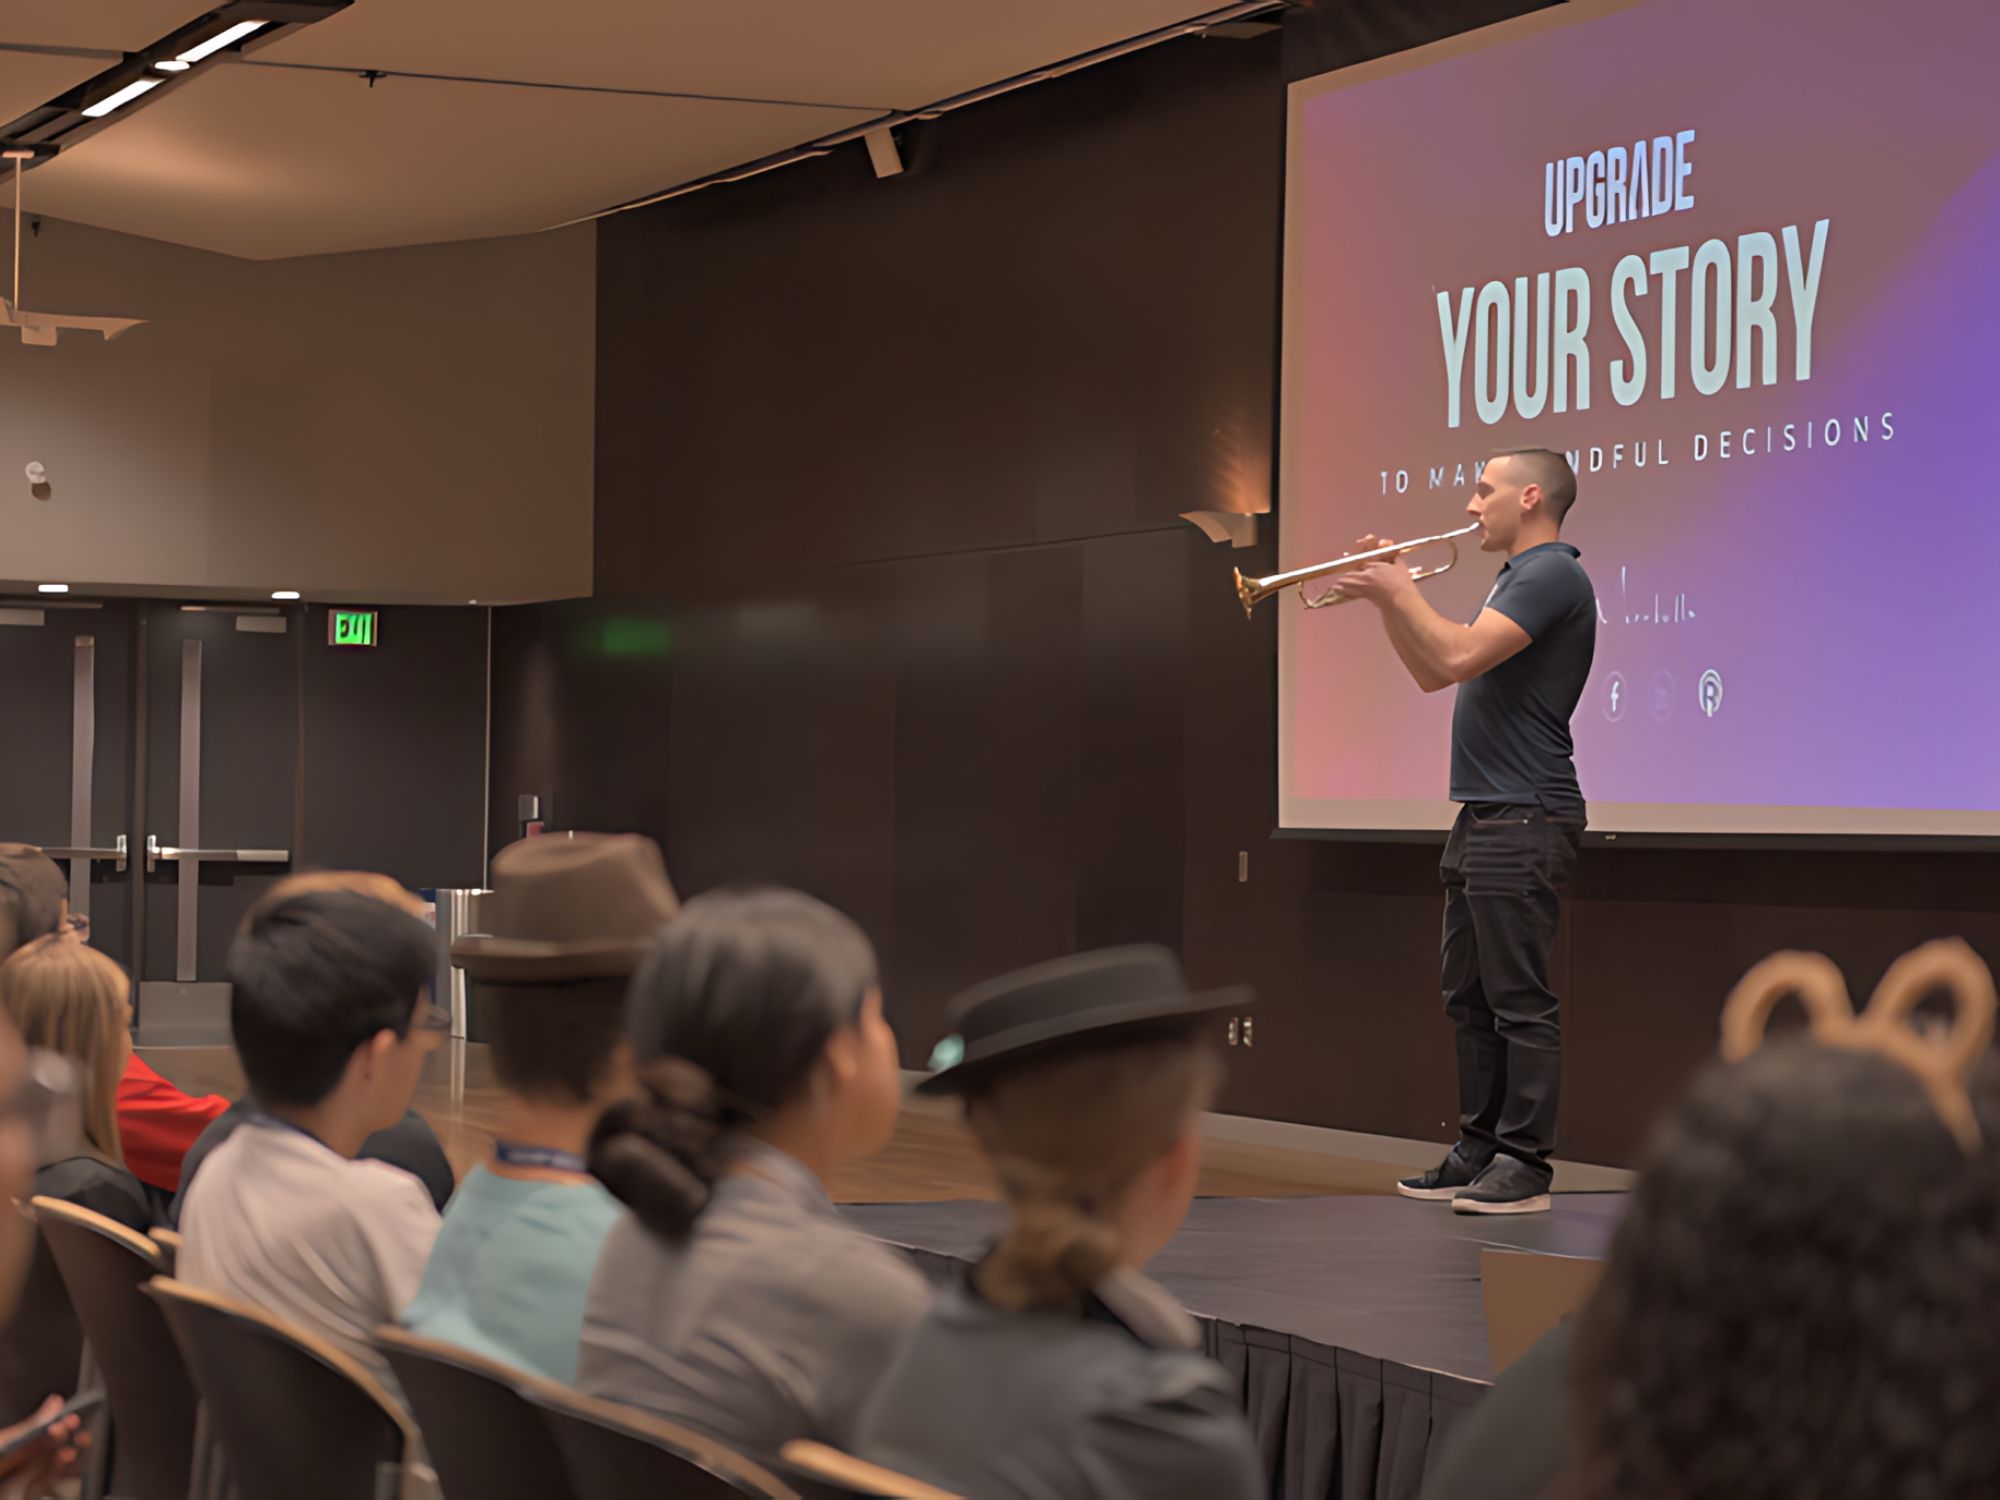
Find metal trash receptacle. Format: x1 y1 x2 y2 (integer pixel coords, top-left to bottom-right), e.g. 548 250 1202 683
426 887 491 1039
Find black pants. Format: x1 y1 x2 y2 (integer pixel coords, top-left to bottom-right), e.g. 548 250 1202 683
1439 802 1582 1172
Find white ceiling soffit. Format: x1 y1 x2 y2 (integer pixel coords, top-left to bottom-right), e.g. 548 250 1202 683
1 0 214 53
0 51 98 126
22 65 878 260
5 0 1227 259
253 0 1225 109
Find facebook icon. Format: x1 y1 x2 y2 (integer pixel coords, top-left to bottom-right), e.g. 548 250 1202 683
1604 671 1628 722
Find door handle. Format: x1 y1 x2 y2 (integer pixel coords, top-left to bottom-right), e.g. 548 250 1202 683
40 835 129 872
146 836 291 872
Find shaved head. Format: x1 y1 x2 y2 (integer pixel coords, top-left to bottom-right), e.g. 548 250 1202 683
1490 449 1577 524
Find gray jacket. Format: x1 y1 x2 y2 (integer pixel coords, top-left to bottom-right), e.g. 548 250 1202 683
853 1268 1262 1499
576 1139 931 1454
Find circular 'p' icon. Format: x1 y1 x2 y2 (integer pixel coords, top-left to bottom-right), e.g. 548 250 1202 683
1699 669 1724 718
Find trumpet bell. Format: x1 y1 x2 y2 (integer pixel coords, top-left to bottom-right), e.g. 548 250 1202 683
1232 568 1262 620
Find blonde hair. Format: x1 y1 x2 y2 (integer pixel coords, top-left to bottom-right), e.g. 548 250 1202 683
0 936 131 1165
965 1035 1219 1312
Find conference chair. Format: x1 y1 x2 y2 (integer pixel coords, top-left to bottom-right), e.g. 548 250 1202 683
145 1278 417 1500
372 1326 576 1500
777 1439 961 1499
526 1380 795 1499
33 1198 203 1500
147 1227 182 1273
0 1202 85 1423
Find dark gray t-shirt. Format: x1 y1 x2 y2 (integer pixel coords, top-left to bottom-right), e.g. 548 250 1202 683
1449 541 1595 816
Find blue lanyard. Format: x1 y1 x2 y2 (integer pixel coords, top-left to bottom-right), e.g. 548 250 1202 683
493 1141 589 1174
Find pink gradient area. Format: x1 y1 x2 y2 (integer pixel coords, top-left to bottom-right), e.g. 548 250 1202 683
1283 0 2000 819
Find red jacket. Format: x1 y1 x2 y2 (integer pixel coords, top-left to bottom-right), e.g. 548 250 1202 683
116 1054 231 1192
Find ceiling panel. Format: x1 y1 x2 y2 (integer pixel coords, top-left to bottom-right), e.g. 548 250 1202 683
0 1 215 53
254 0 1218 109
0 50 100 125
25 63 876 258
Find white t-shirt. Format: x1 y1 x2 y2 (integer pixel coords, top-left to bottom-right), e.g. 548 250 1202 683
178 1119 441 1404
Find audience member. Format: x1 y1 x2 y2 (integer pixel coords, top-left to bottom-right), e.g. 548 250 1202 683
1553 942 2000 1500
171 1095 453 1224
0 841 240 1206
577 887 925 1452
402 833 676 1381
0 936 152 1232
1419 1317 1574 1500
0 848 67 957
117 1055 229 1198
168 870 459 1221
177 888 445 1403
0 1004 87 1492
853 945 1262 1499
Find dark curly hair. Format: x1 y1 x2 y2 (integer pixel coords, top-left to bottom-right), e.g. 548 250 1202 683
1563 1039 2000 1500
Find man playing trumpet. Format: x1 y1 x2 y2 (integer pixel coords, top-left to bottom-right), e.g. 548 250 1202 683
1330 449 1594 1214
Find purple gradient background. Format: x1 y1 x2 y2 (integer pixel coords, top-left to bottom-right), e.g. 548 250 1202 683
1284 0 2000 821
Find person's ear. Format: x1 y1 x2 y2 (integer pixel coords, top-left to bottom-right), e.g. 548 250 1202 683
820 1026 862 1089
361 1028 399 1078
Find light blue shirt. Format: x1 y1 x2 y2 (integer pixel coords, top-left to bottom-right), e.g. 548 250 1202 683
402 1164 621 1384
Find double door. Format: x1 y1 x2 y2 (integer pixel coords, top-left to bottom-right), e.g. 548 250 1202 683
0 600 298 1038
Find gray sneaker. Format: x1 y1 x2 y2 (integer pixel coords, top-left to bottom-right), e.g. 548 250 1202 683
1396 1148 1489 1202
1451 1155 1553 1215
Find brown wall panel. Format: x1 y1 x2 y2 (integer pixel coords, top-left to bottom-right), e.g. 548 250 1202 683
492 11 2000 1165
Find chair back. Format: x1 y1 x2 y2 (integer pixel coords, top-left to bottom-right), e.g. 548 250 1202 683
777 1439 961 1498
373 1327 575 1500
148 1227 182 1273
144 1277 414 1500
526 1380 794 1499
33 1198 198 1500
0 1208 83 1423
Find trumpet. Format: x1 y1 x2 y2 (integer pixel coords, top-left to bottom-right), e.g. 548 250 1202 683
1232 523 1481 619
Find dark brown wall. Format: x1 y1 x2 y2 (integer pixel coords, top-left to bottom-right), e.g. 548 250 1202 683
488 7 2000 1165
298 604 490 892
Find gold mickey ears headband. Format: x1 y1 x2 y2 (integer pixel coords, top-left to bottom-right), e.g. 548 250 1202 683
1720 939 1998 1153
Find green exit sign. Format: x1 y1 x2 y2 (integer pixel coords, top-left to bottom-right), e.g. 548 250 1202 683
327 609 378 648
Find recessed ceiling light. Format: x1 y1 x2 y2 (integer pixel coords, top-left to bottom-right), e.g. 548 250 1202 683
271 590 301 601
82 77 162 118
37 583 69 594
154 59 191 73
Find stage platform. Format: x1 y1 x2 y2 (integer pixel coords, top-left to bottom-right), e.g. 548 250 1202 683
844 1191 1627 1500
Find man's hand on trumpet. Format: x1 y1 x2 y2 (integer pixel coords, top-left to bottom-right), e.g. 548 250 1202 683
1326 535 1415 606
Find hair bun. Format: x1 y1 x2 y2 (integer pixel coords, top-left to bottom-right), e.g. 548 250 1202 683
643 1056 726 1123
587 1057 730 1240
589 1129 712 1239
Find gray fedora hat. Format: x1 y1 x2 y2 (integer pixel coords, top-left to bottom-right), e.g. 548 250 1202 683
918 943 1246 1095
452 832 678 983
